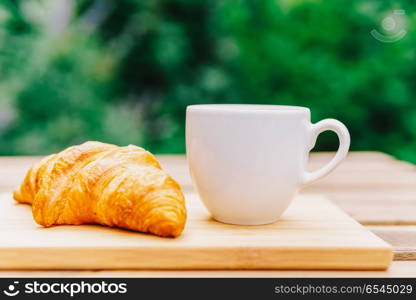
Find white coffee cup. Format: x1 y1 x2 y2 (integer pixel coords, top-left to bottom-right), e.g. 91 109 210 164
186 104 350 225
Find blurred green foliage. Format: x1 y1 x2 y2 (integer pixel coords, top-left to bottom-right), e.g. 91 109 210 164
0 0 416 162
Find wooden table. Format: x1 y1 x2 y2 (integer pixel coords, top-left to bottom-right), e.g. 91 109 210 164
0 152 415 277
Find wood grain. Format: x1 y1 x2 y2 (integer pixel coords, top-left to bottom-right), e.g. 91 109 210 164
1 153 414 193
0 192 392 270
0 152 413 278
0 262 414 278
161 153 416 188
329 194 416 225
368 226 416 261
0 153 414 227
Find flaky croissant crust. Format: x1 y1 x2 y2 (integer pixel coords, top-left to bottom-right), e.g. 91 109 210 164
14 141 186 237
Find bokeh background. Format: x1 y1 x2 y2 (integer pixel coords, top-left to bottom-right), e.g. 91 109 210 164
0 0 415 163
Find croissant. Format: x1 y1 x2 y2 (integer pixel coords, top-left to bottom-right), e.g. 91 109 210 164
13 141 186 237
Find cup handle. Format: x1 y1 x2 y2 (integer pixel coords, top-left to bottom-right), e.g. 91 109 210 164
301 119 350 185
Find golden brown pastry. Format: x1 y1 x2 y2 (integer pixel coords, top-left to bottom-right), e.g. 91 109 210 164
13 141 186 237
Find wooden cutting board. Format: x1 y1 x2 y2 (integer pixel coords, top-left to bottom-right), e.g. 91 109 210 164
0 192 392 270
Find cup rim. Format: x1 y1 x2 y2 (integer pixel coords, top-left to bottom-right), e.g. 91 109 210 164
187 104 310 114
